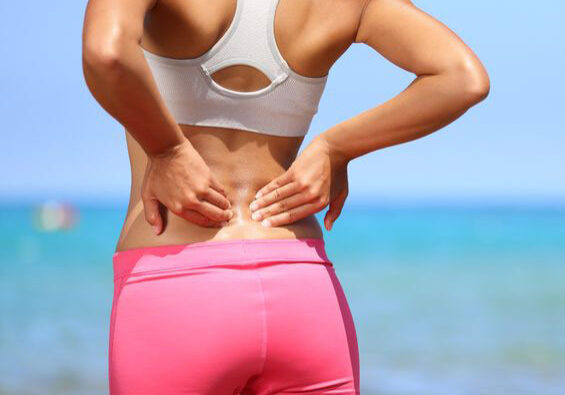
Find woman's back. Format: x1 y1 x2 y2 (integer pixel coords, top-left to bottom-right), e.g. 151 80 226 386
116 0 364 251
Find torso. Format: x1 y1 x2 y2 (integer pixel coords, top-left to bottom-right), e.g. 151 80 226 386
115 0 363 252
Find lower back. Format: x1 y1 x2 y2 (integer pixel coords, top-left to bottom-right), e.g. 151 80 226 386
115 124 324 252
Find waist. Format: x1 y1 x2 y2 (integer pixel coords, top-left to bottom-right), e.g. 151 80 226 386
112 237 332 281
115 196 324 252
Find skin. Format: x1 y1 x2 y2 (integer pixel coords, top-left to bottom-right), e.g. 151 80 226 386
82 0 490 252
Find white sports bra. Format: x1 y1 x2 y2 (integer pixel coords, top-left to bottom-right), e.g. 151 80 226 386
141 0 329 137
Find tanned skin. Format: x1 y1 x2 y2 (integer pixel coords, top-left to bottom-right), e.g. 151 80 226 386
82 0 489 252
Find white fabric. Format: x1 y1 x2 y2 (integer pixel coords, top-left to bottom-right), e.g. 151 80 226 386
141 0 329 137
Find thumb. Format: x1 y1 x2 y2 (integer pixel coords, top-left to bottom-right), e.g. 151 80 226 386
143 196 163 235
324 188 347 231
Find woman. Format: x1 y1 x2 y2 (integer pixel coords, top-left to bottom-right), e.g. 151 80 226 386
82 0 489 393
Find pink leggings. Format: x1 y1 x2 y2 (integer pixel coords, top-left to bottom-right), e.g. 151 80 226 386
109 238 360 394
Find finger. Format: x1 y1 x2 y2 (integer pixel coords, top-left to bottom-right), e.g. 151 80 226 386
193 199 233 222
324 188 348 231
177 209 228 228
255 170 294 199
142 196 163 235
251 190 314 222
209 175 228 197
260 200 321 228
250 181 302 211
201 187 232 210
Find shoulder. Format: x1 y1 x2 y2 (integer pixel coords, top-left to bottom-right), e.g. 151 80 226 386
311 0 373 46
353 0 416 44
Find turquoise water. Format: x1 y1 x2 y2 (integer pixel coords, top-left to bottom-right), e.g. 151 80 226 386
1 204 564 394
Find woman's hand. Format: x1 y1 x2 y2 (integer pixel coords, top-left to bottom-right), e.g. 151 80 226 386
249 136 350 231
142 139 233 234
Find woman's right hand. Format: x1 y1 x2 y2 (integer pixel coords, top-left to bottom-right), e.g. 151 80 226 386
141 139 233 235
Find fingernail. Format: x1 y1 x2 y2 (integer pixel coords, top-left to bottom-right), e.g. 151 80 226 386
152 225 160 235
252 212 261 221
261 219 271 227
227 210 233 218
255 191 262 199
249 201 258 211
220 221 228 226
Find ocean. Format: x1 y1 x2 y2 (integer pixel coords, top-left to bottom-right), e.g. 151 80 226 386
1 204 564 395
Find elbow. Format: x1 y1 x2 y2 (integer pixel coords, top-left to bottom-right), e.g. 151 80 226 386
82 34 128 73
457 59 491 105
463 70 490 104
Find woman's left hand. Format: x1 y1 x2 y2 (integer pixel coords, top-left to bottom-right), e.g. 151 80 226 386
249 135 350 231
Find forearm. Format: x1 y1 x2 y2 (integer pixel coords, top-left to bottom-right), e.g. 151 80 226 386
319 68 489 163
82 37 186 157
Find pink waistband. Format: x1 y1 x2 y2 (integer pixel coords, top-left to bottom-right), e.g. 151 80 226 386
112 237 332 280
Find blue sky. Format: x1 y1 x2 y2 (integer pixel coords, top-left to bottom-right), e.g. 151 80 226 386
0 1 563 205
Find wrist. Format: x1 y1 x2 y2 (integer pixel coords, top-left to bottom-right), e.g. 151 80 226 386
146 135 193 160
144 123 193 158
315 129 352 167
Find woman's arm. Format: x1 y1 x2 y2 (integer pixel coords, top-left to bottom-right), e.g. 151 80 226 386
82 0 233 233
249 0 490 230
320 0 490 162
82 0 186 156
